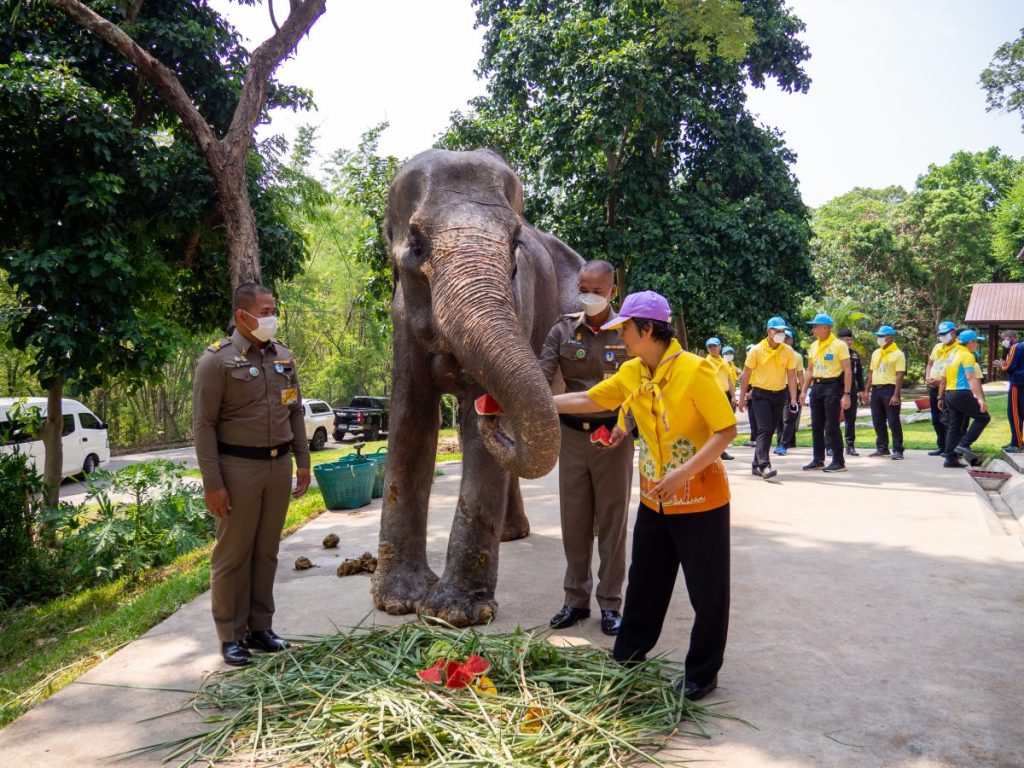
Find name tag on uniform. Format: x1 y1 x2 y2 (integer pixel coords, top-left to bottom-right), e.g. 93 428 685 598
824 353 834 361
280 388 298 405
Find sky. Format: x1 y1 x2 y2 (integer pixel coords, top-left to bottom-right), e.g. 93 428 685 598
215 0 1024 207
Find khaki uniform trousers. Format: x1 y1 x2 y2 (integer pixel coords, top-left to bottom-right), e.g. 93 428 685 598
211 453 293 642
558 423 633 612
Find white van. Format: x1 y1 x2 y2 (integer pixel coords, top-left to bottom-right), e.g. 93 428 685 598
0 398 111 478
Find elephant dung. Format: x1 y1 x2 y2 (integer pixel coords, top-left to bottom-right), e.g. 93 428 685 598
322 532 340 549
294 556 316 571
337 551 378 577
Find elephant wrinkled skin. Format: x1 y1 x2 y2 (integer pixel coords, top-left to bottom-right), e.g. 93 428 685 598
370 149 584 627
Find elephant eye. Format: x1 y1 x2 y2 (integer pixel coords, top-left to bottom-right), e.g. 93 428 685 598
510 240 520 281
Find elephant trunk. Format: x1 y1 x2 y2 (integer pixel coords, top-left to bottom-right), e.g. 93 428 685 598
431 231 560 479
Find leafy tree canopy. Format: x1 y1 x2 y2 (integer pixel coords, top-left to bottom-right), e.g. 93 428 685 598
981 27 1024 131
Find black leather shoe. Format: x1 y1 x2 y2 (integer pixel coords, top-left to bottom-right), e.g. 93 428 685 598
802 461 825 471
954 445 981 463
674 674 718 701
927 449 945 456
221 641 251 666
243 629 291 653
869 449 890 457
761 467 778 480
823 462 847 473
549 605 590 629
846 446 859 457
944 459 966 468
600 610 622 635
891 451 904 460
720 451 734 461
751 466 762 476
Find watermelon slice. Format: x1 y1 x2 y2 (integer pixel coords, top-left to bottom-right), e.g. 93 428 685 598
463 654 490 675
590 424 612 447
474 394 503 416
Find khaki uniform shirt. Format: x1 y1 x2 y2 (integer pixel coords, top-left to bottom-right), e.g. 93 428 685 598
539 311 630 419
193 330 311 490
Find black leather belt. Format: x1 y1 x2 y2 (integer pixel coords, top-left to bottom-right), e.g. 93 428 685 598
559 414 618 433
812 376 843 384
218 441 292 460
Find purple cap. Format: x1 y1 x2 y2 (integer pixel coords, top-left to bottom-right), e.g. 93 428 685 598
600 291 671 330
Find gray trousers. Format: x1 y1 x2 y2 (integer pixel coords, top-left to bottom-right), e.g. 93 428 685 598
558 423 633 611
211 453 292 642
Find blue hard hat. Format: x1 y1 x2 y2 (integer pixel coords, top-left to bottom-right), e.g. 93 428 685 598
706 337 721 347
806 313 834 326
766 316 788 330
958 329 985 344
723 345 735 354
784 329 794 339
875 325 896 336
937 320 956 334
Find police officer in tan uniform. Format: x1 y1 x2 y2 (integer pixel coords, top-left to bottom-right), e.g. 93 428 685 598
538 260 633 635
193 283 311 666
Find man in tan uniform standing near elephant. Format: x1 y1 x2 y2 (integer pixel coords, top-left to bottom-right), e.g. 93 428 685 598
193 282 311 666
539 260 633 635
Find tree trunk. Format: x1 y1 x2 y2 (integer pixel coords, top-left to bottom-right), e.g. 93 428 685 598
41 375 63 508
214 151 262 287
674 309 690 351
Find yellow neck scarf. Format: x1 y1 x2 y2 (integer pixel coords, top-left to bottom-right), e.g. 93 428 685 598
759 337 785 365
621 338 684 433
871 342 900 371
813 333 837 367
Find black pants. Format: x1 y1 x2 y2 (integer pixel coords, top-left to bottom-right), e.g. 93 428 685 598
825 401 857 449
945 390 991 452
746 395 757 442
929 386 945 452
1008 383 1024 448
751 388 786 470
811 378 844 464
775 396 801 448
870 384 903 452
613 502 730 687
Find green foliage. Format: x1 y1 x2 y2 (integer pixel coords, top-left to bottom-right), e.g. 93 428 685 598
47 461 213 587
981 28 1024 130
0 443 50 610
992 173 1024 278
439 0 814 344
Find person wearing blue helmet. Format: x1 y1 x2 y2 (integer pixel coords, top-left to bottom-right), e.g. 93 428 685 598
773 329 805 455
704 337 735 461
939 330 990 467
864 325 906 459
925 321 959 456
801 313 852 472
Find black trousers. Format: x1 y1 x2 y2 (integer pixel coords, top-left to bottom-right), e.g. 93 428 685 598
870 384 904 452
746 395 758 442
613 502 730 687
811 378 844 464
945 390 991 452
825 401 858 449
929 386 945 452
775 397 801 448
751 388 786 470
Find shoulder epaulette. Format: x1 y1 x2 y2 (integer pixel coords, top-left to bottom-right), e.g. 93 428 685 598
206 337 231 353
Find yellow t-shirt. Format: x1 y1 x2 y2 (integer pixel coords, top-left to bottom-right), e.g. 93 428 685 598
808 334 850 379
705 354 732 392
744 339 797 391
727 361 740 386
944 345 978 391
929 341 957 381
870 343 907 386
589 339 736 514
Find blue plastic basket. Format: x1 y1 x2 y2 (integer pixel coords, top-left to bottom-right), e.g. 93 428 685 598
314 458 375 510
366 447 388 498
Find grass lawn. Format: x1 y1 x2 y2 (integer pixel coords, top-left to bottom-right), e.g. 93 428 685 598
734 392 1011 458
0 430 466 728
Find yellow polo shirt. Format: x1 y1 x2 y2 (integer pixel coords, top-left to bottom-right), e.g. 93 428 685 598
588 339 736 515
929 341 957 381
808 334 850 379
705 354 732 392
870 343 906 386
744 339 797 391
944 344 978 391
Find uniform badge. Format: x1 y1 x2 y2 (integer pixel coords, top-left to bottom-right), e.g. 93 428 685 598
249 366 260 377
576 349 586 359
274 363 285 374
280 388 298 405
604 350 616 363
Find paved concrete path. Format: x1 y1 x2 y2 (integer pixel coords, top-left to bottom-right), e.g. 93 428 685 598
3 447 1023 766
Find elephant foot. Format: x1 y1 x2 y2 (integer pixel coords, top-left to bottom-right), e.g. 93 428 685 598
370 544 439 615
501 508 530 541
417 582 497 627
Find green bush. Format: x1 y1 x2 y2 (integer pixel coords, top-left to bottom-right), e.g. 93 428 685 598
48 460 213 587
0 449 55 609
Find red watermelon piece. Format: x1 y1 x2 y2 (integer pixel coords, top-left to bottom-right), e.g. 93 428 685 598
464 654 490 675
590 424 612 447
474 394 503 416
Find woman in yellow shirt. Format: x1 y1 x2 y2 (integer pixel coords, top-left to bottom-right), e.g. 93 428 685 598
552 291 737 702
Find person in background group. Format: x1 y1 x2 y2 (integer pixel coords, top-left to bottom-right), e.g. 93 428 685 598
774 329 805 456
995 329 1024 454
551 290 737 702
538 260 633 636
742 344 757 448
704 337 735 461
722 346 740 402
863 325 906 460
737 317 799 481
833 330 865 456
925 321 959 457
802 313 852 473
939 329 990 468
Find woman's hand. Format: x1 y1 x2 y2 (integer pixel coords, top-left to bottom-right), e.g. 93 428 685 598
650 466 693 503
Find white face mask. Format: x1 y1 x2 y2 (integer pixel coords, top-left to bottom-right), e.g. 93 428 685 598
1003 338 1012 349
877 337 887 347
723 353 734 362
771 332 787 344
938 332 953 344
578 293 609 317
244 311 278 342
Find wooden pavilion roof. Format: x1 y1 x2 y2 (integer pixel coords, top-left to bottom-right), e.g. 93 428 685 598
964 283 1024 326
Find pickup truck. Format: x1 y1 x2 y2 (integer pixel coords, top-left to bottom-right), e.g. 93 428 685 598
333 396 390 442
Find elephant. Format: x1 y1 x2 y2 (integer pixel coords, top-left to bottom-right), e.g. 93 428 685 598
370 148 585 627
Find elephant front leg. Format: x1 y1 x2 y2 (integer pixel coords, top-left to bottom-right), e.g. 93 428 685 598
417 398 508 626
370 327 441 615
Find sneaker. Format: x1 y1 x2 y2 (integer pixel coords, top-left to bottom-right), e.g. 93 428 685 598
761 467 778 480
823 463 847 473
826 448 833 457
869 449 891 458
927 449 945 456
954 445 981 464
846 446 859 457
891 451 904 460
802 461 825 471
720 451 734 461
1003 445 1023 454
774 445 787 456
